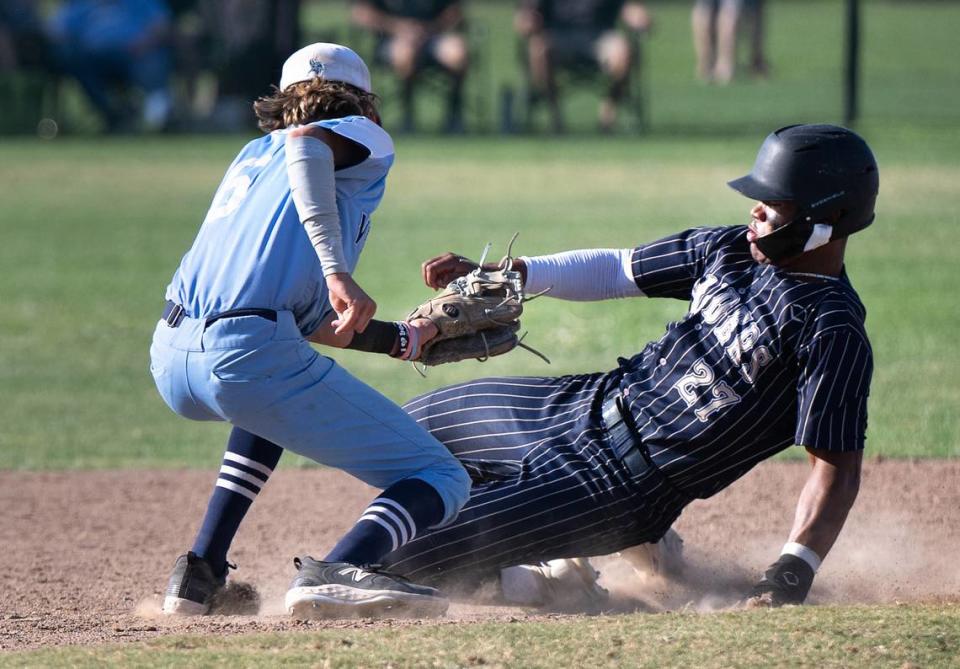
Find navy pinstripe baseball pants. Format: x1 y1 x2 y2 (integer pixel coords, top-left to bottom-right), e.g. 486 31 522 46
381 373 689 587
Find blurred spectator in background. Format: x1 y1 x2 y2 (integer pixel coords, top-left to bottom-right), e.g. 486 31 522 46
692 0 767 84
195 0 301 130
351 0 469 133
742 0 769 79
515 0 651 133
48 0 174 132
0 0 51 73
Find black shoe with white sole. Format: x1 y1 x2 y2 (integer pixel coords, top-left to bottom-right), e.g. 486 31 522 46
162 552 227 616
284 556 449 619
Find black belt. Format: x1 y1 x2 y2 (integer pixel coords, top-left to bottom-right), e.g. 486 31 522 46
600 389 647 478
162 300 277 328
600 387 688 504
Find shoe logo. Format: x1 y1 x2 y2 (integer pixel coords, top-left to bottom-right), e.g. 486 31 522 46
338 566 372 582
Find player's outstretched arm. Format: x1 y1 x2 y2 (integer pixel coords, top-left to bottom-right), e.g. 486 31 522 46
747 448 862 607
422 252 525 290
422 248 643 303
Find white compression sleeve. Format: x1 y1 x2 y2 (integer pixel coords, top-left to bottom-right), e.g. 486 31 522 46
285 134 348 276
519 248 643 301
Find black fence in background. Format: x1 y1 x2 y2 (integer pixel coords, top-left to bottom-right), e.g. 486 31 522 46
1 0 958 137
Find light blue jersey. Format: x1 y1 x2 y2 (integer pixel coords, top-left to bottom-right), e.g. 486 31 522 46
166 115 394 337
152 113 468 526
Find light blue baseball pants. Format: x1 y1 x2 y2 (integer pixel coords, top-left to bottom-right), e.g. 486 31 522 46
149 311 471 525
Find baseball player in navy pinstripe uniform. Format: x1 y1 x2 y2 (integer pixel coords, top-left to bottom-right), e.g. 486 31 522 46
165 123 878 613
378 124 879 607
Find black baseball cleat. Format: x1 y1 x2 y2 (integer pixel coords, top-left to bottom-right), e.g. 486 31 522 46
161 552 228 616
284 557 449 620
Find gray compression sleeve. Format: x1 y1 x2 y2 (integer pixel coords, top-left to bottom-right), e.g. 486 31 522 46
518 248 643 301
285 134 349 276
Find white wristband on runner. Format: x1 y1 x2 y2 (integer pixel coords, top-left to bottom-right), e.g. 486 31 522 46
781 542 822 572
286 133 349 277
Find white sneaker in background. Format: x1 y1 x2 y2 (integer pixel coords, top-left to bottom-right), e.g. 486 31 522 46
618 528 685 580
500 557 608 609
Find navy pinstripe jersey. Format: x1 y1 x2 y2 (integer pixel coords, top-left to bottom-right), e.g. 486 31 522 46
616 225 873 500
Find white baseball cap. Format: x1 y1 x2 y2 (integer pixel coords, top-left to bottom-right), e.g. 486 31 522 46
279 42 372 93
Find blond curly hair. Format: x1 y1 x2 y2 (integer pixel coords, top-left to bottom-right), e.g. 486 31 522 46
253 79 380 132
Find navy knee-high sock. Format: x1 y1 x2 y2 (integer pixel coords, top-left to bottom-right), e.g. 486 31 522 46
191 428 283 575
325 478 445 567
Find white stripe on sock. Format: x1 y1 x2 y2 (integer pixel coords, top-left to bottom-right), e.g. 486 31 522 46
219 465 264 490
365 505 409 544
223 452 274 477
358 514 399 552
371 498 418 541
216 479 257 501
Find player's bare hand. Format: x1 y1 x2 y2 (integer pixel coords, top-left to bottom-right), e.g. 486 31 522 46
326 273 377 335
407 317 439 348
421 252 478 290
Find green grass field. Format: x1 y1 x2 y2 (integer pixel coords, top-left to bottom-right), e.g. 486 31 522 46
0 0 958 663
2 0 956 469
5 605 959 667
1 125 957 468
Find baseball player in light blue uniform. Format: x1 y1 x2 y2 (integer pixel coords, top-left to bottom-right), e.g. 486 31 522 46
151 43 470 619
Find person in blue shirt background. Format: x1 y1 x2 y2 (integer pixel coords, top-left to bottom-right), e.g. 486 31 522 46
49 0 174 131
151 42 470 619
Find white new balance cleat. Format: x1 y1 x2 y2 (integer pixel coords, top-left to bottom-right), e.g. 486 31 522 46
285 557 449 620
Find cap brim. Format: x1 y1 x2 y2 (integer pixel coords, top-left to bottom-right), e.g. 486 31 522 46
727 174 792 202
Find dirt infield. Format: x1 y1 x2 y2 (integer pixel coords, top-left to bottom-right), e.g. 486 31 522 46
2 459 958 651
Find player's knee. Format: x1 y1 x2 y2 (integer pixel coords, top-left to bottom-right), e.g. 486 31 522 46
445 459 472 511
422 458 471 527
390 40 418 77
599 35 631 77
436 35 468 73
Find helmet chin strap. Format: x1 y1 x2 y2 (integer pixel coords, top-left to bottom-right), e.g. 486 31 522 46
754 215 834 263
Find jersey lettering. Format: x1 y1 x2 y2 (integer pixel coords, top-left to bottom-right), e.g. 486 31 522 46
690 274 720 314
674 360 714 405
674 360 742 422
701 289 739 324
724 320 760 365
205 154 272 222
715 311 740 345
690 274 739 325
355 212 371 243
739 345 773 384
694 382 740 422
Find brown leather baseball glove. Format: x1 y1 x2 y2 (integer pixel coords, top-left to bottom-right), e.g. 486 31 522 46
417 322 522 367
407 237 548 368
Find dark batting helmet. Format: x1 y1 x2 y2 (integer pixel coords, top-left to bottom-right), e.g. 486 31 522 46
728 124 879 262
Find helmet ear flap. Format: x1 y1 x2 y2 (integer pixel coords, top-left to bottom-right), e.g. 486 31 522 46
753 219 816 262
